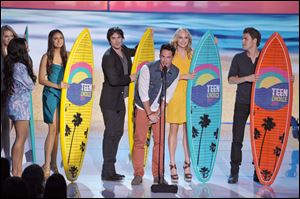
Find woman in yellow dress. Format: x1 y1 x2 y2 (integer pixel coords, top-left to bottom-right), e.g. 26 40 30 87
166 28 195 183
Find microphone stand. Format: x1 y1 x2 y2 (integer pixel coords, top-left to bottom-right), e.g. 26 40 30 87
151 66 178 193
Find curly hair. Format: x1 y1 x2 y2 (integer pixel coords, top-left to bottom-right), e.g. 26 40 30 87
4 38 36 95
46 29 68 74
170 28 193 59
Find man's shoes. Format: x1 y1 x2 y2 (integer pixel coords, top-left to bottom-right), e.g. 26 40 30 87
228 173 239 184
253 170 260 183
153 176 168 184
131 176 143 185
101 174 124 181
115 173 125 179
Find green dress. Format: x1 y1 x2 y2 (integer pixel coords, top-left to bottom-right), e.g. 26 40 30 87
42 64 64 124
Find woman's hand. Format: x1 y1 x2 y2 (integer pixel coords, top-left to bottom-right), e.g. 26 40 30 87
181 72 196 80
214 37 218 45
60 81 69 89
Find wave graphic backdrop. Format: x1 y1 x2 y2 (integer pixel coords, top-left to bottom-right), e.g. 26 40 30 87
1 8 298 122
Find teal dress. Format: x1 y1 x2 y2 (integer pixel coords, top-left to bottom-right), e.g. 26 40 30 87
42 64 64 124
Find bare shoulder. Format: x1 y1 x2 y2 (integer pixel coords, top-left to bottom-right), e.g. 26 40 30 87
41 53 48 61
39 53 48 68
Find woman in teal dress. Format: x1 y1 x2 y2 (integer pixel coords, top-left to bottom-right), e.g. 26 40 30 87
38 29 68 179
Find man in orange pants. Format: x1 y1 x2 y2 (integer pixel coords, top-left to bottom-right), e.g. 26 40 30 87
131 43 180 185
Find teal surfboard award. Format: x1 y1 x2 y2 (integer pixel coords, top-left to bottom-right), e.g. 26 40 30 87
24 26 36 163
186 30 222 182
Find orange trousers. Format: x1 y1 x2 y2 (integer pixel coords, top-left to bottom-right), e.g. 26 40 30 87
132 108 165 177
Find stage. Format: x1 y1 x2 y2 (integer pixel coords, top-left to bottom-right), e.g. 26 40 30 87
13 121 299 198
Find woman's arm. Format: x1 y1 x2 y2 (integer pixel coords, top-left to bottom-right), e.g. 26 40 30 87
38 54 61 89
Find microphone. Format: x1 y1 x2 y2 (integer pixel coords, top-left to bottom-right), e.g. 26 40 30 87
162 65 168 73
161 65 167 79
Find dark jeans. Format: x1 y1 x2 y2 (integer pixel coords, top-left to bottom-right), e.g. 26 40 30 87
230 102 250 175
101 108 125 177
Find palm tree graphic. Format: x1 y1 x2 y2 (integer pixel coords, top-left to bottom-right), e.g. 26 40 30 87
258 117 276 166
200 167 210 178
146 126 152 147
84 128 88 139
279 133 284 144
69 166 79 179
254 128 261 140
197 114 211 165
65 124 71 136
273 146 281 172
209 142 216 170
213 128 219 140
68 113 83 164
80 141 86 162
192 126 199 138
261 169 272 181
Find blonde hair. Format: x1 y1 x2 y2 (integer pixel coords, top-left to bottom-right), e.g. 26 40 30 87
170 28 193 59
1 25 18 57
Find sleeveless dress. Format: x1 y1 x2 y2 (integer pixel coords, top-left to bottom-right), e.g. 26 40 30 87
42 64 64 124
166 52 191 124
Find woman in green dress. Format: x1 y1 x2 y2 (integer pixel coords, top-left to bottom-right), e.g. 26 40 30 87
38 29 68 179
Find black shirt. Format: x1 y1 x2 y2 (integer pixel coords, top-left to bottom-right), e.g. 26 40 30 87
228 51 259 104
118 53 129 98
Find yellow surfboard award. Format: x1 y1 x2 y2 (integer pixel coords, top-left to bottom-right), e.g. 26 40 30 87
60 28 94 182
128 28 155 166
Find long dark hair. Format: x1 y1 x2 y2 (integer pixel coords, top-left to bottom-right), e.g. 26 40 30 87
46 29 68 74
4 38 36 95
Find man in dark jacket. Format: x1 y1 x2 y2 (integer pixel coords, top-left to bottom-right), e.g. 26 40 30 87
100 27 136 181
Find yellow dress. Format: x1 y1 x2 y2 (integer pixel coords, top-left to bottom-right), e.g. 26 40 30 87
166 51 191 124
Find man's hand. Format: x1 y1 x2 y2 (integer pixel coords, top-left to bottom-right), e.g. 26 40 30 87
130 74 137 82
245 74 260 82
148 112 159 124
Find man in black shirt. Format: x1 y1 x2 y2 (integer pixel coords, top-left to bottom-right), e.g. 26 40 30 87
227 27 261 184
100 27 137 181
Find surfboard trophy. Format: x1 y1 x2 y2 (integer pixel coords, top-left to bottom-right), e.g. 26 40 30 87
24 25 36 163
60 28 94 182
250 32 293 185
151 66 178 193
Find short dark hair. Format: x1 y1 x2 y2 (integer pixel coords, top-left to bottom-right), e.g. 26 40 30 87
44 173 67 198
22 164 44 198
160 43 176 56
2 177 29 198
243 27 261 47
1 157 11 181
106 27 124 45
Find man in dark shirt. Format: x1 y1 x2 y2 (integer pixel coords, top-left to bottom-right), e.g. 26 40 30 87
100 27 137 181
227 27 261 184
